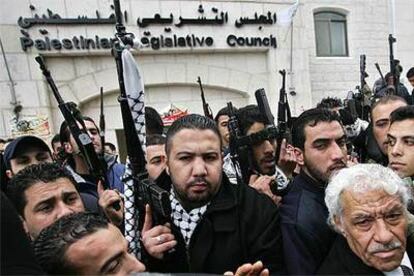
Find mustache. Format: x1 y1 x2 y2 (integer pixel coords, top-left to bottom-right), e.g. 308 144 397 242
261 154 275 162
368 241 402 254
189 177 209 186
328 160 346 170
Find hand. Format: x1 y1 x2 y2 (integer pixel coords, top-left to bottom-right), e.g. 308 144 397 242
224 261 269 276
249 175 282 206
97 180 124 226
277 139 297 177
346 154 359 167
141 205 177 259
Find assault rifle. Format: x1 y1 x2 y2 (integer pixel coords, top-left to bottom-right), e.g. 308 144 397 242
388 34 399 93
197 76 213 119
276 70 292 160
357 54 371 121
112 0 171 228
226 102 247 185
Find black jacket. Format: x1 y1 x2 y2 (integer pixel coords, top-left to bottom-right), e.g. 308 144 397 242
318 235 414 275
1 192 44 275
145 173 284 274
280 170 337 275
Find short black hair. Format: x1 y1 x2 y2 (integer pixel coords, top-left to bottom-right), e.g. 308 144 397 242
51 134 61 149
7 163 78 217
385 72 393 81
390 105 414 125
146 134 166 146
236 105 267 136
34 212 109 275
316 97 343 109
104 142 116 152
371 95 407 121
59 116 98 143
165 114 221 156
292 108 342 150
145 106 164 135
407 67 414 79
214 106 232 122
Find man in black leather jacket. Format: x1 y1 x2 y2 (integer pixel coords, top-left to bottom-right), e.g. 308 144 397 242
140 114 284 275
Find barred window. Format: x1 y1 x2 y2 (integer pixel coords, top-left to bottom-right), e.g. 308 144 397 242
314 11 348 57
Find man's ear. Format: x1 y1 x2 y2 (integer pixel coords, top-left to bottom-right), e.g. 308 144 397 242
64 142 73 154
334 215 346 237
20 217 34 240
293 147 305 166
6 169 13 179
165 158 170 176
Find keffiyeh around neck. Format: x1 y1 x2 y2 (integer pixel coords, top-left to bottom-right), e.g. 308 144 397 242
169 189 208 246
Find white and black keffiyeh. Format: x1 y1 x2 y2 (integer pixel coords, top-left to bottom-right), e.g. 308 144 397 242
169 189 208 246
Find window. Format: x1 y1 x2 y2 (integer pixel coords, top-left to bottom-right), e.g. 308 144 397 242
314 11 348 57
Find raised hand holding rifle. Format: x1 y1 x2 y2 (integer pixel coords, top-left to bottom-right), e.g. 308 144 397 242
111 0 171 257
226 101 247 185
255 89 293 195
276 70 295 173
35 56 120 212
197 76 213 119
277 70 292 146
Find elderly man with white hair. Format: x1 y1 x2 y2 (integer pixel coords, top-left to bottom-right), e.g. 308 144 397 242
318 163 414 275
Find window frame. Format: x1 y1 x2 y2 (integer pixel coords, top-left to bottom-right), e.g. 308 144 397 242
314 11 349 57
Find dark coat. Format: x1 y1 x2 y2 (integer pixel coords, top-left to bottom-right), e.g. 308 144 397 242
1 191 44 275
318 235 414 275
280 170 337 275
145 173 284 274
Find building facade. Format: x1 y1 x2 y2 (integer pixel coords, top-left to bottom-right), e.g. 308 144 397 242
1 0 413 149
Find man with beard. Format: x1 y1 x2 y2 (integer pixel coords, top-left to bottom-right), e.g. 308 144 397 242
141 114 283 275
319 164 413 275
223 105 295 204
214 106 232 154
280 108 348 275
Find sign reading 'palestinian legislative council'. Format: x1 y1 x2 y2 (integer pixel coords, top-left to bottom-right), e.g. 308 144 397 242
18 3 298 52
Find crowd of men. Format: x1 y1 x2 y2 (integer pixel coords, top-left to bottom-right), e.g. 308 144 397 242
1 66 414 276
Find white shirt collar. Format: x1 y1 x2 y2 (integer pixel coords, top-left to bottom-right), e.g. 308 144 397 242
383 252 412 276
